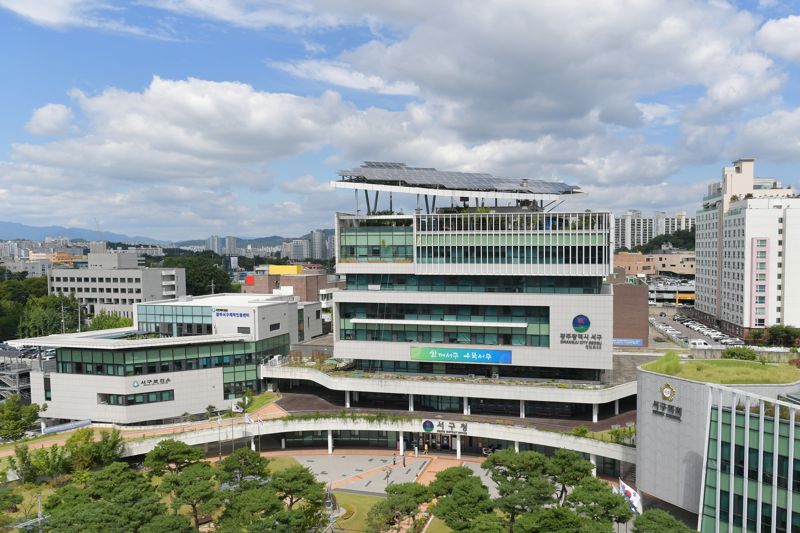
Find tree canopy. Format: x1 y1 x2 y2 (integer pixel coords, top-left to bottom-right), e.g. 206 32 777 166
0 394 44 441
631 228 695 253
143 439 204 475
86 310 133 331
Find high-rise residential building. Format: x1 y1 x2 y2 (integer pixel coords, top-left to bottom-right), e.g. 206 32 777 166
694 159 799 338
261 162 637 467
281 239 310 261
310 229 328 260
48 252 187 318
326 233 335 259
224 236 237 256
614 210 695 250
206 235 222 255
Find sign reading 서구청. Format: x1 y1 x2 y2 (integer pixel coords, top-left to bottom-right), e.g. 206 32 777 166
410 347 512 364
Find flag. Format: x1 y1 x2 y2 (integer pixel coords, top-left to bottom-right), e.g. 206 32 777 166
231 401 244 413
619 479 643 514
244 413 254 425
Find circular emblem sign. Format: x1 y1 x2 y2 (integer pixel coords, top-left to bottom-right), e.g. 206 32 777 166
422 420 434 433
661 383 676 402
132 380 140 388
572 315 591 333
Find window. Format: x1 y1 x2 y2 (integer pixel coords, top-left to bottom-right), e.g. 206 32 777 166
237 326 250 334
755 308 765 316
756 251 766 259
755 296 765 304
756 318 765 326
757 262 766 270
756 273 766 281
269 323 280 331
756 285 766 293
757 239 767 246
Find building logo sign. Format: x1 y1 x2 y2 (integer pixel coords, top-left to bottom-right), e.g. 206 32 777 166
421 420 468 435
410 347 511 364
613 338 645 347
572 314 591 333
653 383 681 421
132 378 172 388
660 383 676 402
213 308 250 319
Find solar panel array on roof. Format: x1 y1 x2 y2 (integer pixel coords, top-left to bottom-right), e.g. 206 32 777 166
338 162 579 195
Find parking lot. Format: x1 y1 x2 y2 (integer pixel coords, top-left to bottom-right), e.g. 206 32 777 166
649 313 744 348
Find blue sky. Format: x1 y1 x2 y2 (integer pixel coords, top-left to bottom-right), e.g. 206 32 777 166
1 1 800 240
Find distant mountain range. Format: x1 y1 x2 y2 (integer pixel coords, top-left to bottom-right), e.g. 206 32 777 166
175 229 334 248
0 220 335 249
0 221 163 244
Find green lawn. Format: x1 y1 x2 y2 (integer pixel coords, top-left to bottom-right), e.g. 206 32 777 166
333 491 383 532
267 455 300 473
246 392 278 413
426 516 454 532
643 354 800 384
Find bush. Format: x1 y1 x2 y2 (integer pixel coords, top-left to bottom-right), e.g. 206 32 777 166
721 347 757 361
570 425 589 437
789 358 800 369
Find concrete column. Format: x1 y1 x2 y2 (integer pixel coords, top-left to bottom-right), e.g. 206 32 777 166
250 437 256 451
456 435 461 459
614 399 619 416
592 403 599 423
463 397 470 415
408 394 414 412
327 429 333 454
345 390 351 408
399 432 405 456
520 400 525 419
590 454 597 477
514 441 519 452
353 391 359 402
281 438 286 449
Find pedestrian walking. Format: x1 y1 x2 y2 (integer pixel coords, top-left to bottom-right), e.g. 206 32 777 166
424 443 428 455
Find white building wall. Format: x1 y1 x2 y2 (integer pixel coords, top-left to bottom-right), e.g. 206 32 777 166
31 368 227 424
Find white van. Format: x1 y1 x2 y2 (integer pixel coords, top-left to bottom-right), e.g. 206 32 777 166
689 339 710 348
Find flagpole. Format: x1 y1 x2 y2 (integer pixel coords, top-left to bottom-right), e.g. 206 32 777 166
217 415 222 463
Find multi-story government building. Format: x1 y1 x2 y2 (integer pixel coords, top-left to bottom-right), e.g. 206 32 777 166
49 251 186 319
694 159 799 338
261 162 640 471
638 358 800 532
14 293 321 424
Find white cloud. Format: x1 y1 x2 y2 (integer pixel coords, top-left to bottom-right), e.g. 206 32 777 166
0 0 171 38
730 107 800 161
757 16 800 63
272 60 419 95
25 104 76 136
280 174 333 194
11 77 351 186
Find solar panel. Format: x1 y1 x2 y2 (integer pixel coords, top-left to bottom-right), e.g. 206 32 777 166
337 162 579 195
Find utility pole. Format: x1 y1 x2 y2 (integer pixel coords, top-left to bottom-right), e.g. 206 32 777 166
209 279 215 295
60 303 65 334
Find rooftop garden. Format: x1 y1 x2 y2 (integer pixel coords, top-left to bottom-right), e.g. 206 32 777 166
642 352 800 384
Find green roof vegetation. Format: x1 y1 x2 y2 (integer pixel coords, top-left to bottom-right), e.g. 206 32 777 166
643 352 800 384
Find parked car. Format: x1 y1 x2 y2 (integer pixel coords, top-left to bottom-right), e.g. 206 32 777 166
689 339 711 348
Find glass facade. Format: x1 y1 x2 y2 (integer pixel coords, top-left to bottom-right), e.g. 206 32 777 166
339 225 414 263
99 389 174 406
339 303 549 347
137 304 213 336
56 335 288 399
701 403 800 533
345 274 602 294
